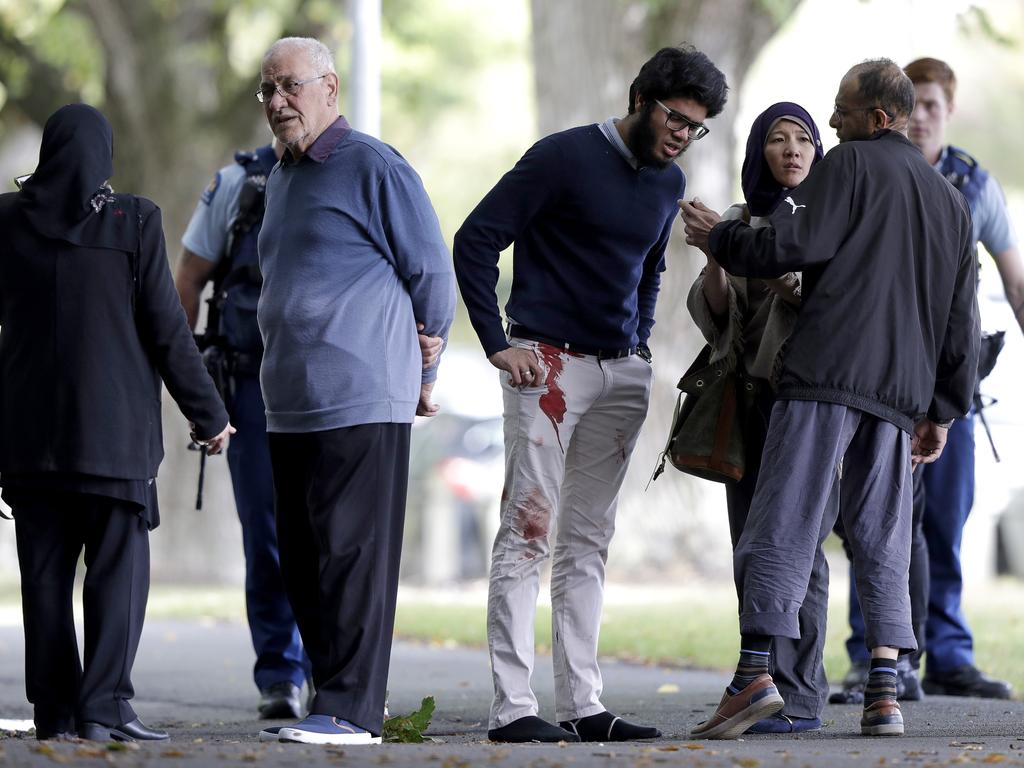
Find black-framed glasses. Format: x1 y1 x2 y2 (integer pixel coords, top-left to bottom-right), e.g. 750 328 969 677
255 74 327 103
654 99 709 140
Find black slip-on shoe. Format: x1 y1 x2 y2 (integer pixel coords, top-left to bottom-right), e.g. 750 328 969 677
488 715 580 743
559 711 661 741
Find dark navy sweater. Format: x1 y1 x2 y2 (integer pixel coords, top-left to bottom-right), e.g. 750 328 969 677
453 124 686 358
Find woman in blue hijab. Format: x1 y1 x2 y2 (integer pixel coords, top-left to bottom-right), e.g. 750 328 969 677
685 102 825 735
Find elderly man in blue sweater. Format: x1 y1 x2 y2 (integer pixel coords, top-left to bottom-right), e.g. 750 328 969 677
254 37 456 746
454 45 728 743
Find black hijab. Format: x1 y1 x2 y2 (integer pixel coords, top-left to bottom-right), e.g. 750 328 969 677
740 102 824 217
19 103 136 251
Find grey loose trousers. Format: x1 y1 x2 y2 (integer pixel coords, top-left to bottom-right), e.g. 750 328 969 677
736 400 917 656
727 389 834 719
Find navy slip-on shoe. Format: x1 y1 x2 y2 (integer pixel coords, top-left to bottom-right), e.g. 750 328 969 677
278 715 381 745
745 713 822 734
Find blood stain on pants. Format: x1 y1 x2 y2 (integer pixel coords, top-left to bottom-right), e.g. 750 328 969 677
516 489 552 542
537 344 567 452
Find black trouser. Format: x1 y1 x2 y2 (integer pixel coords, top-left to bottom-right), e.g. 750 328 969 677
13 491 149 733
727 388 832 719
268 423 410 736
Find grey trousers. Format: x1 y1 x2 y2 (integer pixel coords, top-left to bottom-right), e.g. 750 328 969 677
727 390 832 719
736 400 917 655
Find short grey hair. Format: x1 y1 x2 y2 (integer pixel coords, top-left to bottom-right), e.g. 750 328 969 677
263 37 336 75
850 58 915 120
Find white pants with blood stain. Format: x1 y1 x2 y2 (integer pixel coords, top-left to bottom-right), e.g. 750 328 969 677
486 339 653 729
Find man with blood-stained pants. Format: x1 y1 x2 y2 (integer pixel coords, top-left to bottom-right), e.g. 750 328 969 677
453 45 728 744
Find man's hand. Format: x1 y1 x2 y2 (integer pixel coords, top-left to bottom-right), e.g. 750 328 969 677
488 346 545 388
191 422 236 455
417 323 443 370
911 418 950 466
417 381 439 417
678 197 722 255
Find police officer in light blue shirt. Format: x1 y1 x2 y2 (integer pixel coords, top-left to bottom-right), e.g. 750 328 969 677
176 139 313 721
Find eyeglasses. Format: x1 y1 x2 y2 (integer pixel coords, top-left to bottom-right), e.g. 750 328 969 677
255 74 327 103
832 103 892 120
654 100 709 140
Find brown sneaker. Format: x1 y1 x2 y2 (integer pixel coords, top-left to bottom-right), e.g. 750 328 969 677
690 674 784 740
861 699 904 736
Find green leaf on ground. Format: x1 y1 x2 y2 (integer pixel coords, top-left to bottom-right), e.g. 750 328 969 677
382 695 435 743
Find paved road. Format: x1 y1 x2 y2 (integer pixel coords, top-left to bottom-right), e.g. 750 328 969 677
0 620 1022 766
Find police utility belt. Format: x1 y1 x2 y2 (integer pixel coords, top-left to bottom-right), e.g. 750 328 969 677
200 343 262 378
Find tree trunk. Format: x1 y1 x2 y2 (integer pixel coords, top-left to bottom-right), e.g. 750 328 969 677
529 0 791 577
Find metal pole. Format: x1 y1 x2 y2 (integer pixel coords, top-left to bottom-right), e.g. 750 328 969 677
349 0 381 137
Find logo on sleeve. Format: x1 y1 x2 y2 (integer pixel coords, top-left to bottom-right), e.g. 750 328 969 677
784 196 806 214
200 171 222 206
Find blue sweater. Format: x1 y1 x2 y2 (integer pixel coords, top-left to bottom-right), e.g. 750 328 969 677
453 124 685 358
258 118 456 432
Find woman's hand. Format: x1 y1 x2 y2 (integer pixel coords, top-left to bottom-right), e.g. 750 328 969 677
191 422 236 455
764 273 802 306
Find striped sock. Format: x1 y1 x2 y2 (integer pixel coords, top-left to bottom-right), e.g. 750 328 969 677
729 635 771 694
864 657 898 708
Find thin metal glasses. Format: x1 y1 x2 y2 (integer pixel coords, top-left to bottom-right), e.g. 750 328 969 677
255 75 327 103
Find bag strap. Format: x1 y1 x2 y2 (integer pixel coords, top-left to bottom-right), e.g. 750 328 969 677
647 389 685 489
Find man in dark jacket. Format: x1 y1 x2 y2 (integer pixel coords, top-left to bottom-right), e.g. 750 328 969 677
838 57 1020 702
0 104 232 743
680 59 979 739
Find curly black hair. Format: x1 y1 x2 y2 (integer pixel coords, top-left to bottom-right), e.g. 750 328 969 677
628 44 728 118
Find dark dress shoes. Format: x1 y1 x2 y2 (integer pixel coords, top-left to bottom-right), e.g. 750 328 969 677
922 665 1013 699
79 718 169 742
258 681 304 719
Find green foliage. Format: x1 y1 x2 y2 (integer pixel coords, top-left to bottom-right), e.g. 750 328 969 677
957 5 1017 47
25 9 103 100
755 0 801 24
381 695 436 743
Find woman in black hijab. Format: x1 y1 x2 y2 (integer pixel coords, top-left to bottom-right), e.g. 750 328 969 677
0 104 231 742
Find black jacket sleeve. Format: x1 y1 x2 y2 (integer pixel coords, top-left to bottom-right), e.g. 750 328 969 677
929 198 980 423
135 199 228 440
710 147 855 277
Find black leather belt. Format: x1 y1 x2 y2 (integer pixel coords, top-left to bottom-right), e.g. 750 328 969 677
508 325 635 360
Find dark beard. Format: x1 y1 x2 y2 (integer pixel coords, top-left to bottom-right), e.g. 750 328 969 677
627 103 675 170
